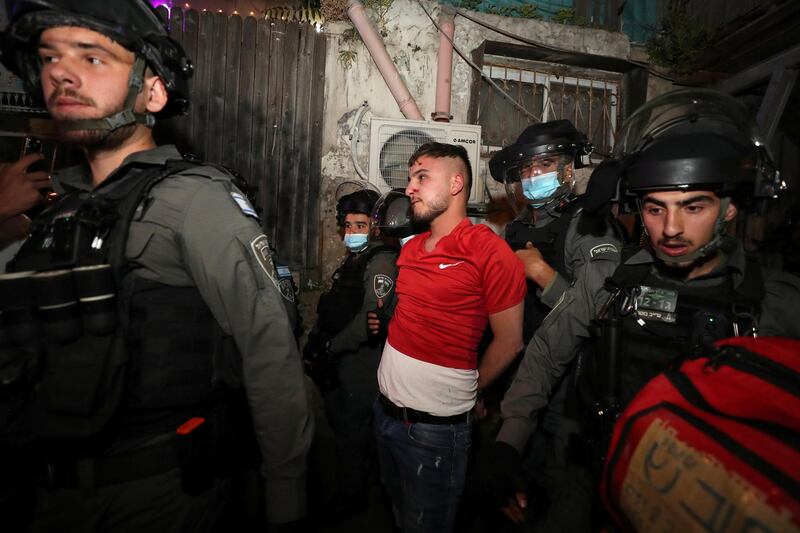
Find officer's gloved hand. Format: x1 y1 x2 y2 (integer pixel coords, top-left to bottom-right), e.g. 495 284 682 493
477 441 528 524
305 339 339 393
301 333 319 375
367 297 388 338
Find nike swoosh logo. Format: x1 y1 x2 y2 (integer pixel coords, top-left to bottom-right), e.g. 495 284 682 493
439 261 464 269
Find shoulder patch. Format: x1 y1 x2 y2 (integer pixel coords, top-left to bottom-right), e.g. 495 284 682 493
275 264 296 303
250 234 284 297
590 243 619 260
231 191 259 220
374 274 394 299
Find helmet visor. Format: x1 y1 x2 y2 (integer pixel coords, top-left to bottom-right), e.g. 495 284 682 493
504 153 574 209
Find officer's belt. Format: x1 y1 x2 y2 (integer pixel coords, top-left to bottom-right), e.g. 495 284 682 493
43 439 180 489
379 393 470 425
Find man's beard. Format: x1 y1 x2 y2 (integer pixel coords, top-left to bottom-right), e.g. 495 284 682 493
57 123 138 150
410 196 448 224
48 89 138 149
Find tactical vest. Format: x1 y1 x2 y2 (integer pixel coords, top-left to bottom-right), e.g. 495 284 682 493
505 198 582 343
5 159 239 442
595 251 764 410
315 244 398 337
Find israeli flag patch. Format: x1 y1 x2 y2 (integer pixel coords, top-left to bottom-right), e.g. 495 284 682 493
231 191 259 219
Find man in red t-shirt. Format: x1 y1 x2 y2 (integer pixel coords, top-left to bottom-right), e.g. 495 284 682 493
373 142 525 532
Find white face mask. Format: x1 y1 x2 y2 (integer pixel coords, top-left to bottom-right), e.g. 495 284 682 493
343 233 368 252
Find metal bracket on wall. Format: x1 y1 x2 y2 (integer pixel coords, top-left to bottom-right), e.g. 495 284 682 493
756 68 798 144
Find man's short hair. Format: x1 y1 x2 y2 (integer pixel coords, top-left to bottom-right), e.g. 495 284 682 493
408 142 472 196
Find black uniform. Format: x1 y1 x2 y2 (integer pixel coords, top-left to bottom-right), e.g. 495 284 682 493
0 146 312 531
497 239 800 530
311 242 398 507
490 200 622 532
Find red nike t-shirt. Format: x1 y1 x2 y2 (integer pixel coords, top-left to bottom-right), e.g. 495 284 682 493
387 218 526 370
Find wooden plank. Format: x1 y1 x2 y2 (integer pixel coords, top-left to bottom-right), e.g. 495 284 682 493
574 0 591 24
206 12 228 163
466 42 485 125
193 10 214 161
221 14 243 169
162 7 188 151
290 24 315 269
606 0 621 32
182 9 200 152
304 28 327 279
262 20 287 245
275 22 301 264
168 7 184 45
235 16 258 185
250 18 274 220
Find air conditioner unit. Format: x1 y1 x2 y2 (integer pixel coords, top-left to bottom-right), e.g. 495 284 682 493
368 117 483 202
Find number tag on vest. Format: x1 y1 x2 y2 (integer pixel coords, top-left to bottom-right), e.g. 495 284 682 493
635 285 678 324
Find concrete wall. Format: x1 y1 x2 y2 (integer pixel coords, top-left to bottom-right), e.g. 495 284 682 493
315 0 648 286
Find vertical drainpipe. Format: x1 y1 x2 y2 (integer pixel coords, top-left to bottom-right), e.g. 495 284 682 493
432 5 455 122
347 0 424 120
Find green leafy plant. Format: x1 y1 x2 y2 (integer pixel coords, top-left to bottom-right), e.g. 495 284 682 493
364 0 393 35
483 3 541 20
552 7 585 26
338 49 358 70
341 27 359 43
458 0 482 11
645 0 709 76
516 4 541 20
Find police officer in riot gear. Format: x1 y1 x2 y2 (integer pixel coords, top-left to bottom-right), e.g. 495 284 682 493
0 1 312 530
471 120 623 531
487 89 800 529
305 187 399 523
490 119 623 341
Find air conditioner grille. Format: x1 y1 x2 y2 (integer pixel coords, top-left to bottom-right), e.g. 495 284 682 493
379 129 436 189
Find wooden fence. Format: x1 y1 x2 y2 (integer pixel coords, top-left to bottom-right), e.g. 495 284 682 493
155 7 326 279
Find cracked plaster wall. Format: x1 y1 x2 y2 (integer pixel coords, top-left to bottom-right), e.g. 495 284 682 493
313 0 668 296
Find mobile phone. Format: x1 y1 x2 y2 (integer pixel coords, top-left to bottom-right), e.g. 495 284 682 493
22 136 49 173
21 136 58 218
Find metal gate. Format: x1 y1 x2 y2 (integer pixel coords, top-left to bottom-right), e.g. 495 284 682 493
157 7 326 279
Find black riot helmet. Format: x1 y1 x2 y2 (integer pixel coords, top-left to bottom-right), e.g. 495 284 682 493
615 88 781 204
490 120 592 183
2 0 193 132
370 189 421 240
490 120 592 208
336 189 380 225
615 88 784 265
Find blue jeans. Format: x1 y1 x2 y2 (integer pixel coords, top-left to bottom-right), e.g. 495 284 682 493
373 400 471 533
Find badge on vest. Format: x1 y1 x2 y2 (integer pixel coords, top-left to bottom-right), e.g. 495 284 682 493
250 234 283 296
276 264 296 303
374 274 394 299
634 285 678 324
590 243 619 260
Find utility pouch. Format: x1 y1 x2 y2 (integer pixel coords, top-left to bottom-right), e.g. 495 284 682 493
30 330 128 438
176 417 214 496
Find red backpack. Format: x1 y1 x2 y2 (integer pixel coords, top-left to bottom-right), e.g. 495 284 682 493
601 336 800 532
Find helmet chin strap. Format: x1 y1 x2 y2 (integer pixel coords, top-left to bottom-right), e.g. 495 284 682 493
647 197 732 267
60 56 156 135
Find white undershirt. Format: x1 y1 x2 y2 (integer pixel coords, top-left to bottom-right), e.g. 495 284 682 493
377 341 477 416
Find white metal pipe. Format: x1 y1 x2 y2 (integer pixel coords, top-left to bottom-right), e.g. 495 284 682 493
347 0 423 120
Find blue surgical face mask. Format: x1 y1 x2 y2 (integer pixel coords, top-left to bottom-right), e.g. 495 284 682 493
520 171 560 201
344 233 369 252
